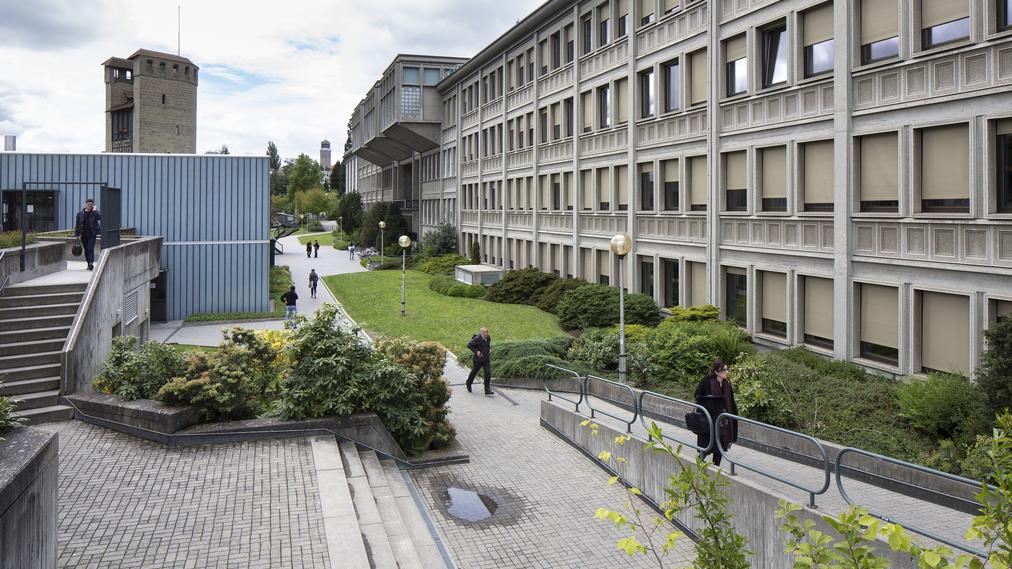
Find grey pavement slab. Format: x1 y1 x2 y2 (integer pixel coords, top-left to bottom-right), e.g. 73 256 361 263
11 261 92 286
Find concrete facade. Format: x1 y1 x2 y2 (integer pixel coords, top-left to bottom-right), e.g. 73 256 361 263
103 49 198 154
346 0 1012 377
0 427 58 569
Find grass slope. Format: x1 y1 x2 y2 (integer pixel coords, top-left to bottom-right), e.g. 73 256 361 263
324 270 566 356
297 233 336 246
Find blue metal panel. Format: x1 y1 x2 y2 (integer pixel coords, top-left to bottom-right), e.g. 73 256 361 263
0 153 270 320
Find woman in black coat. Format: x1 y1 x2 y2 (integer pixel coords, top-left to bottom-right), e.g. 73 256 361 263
694 360 738 467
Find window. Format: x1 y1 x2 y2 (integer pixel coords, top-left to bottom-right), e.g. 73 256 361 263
725 267 748 327
598 249 611 285
993 299 1012 322
616 165 629 210
725 35 747 96
528 47 535 80
724 151 747 212
803 276 834 349
598 3 611 47
539 40 549 74
663 0 678 13
662 59 680 112
565 98 574 137
564 24 575 62
615 78 628 124
539 108 548 143
640 0 655 25
662 159 679 210
424 68 441 85
161 94 166 105
581 91 593 133
552 174 562 210
861 0 899 64
859 283 899 365
920 123 970 213
551 102 562 140
581 170 594 210
551 32 562 69
403 66 420 84
159 62 165 74
617 0 629 37
639 69 655 118
639 163 655 210
803 4 834 77
640 257 655 297
583 15 594 55
662 259 679 308
598 85 611 128
688 261 706 306
762 23 788 87
597 168 611 210
921 291 970 374
859 132 899 212
921 0 970 48
688 156 707 211
760 146 787 211
802 140 834 212
1002 0 1012 30
146 59 153 72
689 50 707 106
516 55 525 85
998 119 1012 213
761 271 787 338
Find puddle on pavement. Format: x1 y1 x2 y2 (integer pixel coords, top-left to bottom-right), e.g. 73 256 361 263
445 487 497 522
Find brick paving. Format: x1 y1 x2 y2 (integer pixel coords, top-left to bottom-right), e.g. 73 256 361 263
38 421 330 569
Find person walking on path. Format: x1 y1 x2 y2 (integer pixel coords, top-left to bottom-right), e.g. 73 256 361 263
306 241 312 258
466 327 494 396
694 359 738 467
74 198 102 271
313 240 320 258
349 242 356 260
308 269 319 299
281 285 299 329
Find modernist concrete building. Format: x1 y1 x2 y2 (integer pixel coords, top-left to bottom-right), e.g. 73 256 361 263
346 0 1012 378
103 49 198 154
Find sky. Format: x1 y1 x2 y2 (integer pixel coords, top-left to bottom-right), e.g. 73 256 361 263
0 0 544 161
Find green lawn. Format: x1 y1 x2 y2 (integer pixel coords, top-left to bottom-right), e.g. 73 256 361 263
165 343 218 354
297 233 335 246
323 270 567 356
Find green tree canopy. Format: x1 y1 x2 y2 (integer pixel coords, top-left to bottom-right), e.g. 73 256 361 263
336 191 364 234
287 154 323 204
295 188 337 217
361 202 410 250
266 141 281 171
330 160 346 195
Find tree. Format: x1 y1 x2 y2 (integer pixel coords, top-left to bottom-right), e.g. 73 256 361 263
336 191 364 234
287 154 323 205
295 188 336 217
267 141 281 172
420 222 457 255
979 318 1012 415
330 160 346 195
361 202 410 250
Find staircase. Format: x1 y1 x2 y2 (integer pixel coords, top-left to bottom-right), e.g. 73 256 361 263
0 281 84 425
311 437 448 569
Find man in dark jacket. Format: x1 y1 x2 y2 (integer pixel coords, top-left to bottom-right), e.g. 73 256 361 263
466 327 493 396
281 286 299 329
74 198 102 270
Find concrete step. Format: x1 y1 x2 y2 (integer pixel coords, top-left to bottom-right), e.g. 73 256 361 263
0 351 61 371
380 460 446 569
365 451 424 569
0 303 80 320
309 436 371 569
0 363 62 382
0 314 75 332
0 377 61 397
3 283 87 297
0 326 71 344
12 404 74 425
0 338 65 356
9 390 60 411
0 292 83 308
340 443 398 569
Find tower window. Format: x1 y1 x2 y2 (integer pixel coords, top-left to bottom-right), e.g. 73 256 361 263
175 125 180 135
162 94 166 105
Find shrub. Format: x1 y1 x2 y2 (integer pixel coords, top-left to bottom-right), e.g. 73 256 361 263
668 304 720 321
775 348 869 383
469 241 480 264
567 328 620 371
360 255 398 269
333 240 349 250
729 353 795 427
420 222 458 256
978 318 1012 415
535 278 591 314
428 276 457 295
416 254 470 276
94 336 187 400
374 338 455 450
485 268 557 305
556 284 661 330
629 323 725 391
0 231 36 249
447 283 486 298
306 220 324 232
494 354 597 381
897 373 990 444
457 337 575 370
0 385 24 440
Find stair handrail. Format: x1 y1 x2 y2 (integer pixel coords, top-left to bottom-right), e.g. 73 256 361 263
543 364 585 412
584 374 638 433
0 250 8 295
638 390 714 454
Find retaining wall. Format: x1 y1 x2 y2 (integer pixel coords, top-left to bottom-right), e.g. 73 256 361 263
0 426 58 569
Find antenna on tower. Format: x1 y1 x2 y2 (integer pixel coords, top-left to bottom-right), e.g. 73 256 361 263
177 5 181 55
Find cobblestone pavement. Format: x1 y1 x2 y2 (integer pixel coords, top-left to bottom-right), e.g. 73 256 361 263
38 421 331 569
409 360 696 569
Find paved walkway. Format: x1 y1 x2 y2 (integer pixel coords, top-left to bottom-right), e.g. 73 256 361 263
10 260 92 286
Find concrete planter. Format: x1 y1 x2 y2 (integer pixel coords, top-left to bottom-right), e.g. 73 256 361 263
0 426 58 569
64 392 200 434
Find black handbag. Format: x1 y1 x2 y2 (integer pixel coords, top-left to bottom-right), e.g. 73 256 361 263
685 409 709 435
71 240 83 257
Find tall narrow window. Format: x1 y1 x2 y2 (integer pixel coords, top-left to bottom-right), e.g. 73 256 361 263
598 3 611 47
859 283 899 365
617 0 629 37
564 98 574 137
859 132 899 212
583 15 594 55
803 276 834 349
803 3 834 77
539 40 549 74
762 23 788 87
663 59 680 112
921 0 970 49
761 271 787 338
1002 0 1012 30
920 123 970 213
564 24 575 62
662 159 679 210
998 119 1012 213
689 50 707 106
802 140 834 212
725 35 747 96
528 47 535 79
724 151 747 212
689 156 707 211
552 173 562 210
760 146 787 211
662 259 679 308
640 256 655 297
663 0 678 14
597 168 611 210
616 165 629 210
551 102 562 140
639 69 655 118
581 169 594 210
725 267 748 328
598 84 611 128
640 0 655 25
598 249 611 285
861 0 899 64
616 78 628 124
516 55 525 85
639 163 655 210
581 91 594 133
551 32 562 69
539 108 549 143
921 291 970 374
689 261 706 306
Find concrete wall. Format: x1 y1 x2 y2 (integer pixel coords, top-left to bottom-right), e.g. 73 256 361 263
0 242 66 287
0 426 58 569
62 236 162 394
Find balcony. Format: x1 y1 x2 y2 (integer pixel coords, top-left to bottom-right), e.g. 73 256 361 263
461 160 479 179
481 211 503 227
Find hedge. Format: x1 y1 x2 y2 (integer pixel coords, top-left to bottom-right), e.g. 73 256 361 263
556 284 660 330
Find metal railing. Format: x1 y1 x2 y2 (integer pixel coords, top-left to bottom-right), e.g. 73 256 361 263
716 413 832 509
583 374 638 433
835 447 986 557
543 364 584 412
0 250 8 295
639 391 714 453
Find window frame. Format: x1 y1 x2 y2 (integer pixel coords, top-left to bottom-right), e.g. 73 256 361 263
803 39 834 78
639 68 655 119
761 21 789 88
998 130 1012 214
662 59 680 113
921 16 971 50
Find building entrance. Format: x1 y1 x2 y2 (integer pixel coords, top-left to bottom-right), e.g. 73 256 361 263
1 190 57 232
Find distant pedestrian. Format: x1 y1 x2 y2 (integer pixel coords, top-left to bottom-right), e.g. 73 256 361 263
313 240 320 258
694 360 738 467
466 327 493 396
281 285 299 329
349 242 356 260
308 269 319 299
74 198 102 271
306 241 312 258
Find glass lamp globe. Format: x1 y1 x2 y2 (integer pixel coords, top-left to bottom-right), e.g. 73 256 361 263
610 233 633 257
398 235 412 248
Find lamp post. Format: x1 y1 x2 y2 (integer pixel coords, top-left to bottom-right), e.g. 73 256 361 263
610 233 633 383
399 235 411 316
378 220 386 258
339 216 343 235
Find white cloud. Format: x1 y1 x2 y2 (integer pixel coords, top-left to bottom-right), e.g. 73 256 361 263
0 0 543 161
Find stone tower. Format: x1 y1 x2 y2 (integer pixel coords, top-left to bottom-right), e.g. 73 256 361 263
320 139 332 171
103 49 198 154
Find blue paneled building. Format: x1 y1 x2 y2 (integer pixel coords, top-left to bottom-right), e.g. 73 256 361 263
0 153 270 320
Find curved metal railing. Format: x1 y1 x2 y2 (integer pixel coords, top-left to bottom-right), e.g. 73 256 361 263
583 374 638 433
835 447 985 557
638 391 714 453
543 364 585 412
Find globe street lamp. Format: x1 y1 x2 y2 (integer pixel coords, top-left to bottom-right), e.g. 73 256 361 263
378 221 386 258
338 216 343 235
610 233 633 383
399 235 412 316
